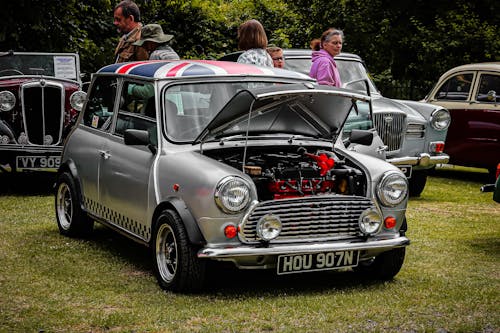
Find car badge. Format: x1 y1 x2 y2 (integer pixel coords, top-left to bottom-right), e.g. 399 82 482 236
384 116 393 124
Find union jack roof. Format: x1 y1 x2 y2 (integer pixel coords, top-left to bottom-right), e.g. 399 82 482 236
98 60 312 80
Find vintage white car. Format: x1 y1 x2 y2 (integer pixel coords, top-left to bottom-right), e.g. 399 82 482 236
55 60 409 292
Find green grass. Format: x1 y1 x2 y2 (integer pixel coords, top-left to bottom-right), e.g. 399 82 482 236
0 168 499 333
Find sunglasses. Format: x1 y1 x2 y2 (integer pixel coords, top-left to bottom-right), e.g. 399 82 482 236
272 57 284 61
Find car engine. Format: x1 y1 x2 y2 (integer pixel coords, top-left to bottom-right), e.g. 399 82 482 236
205 146 367 200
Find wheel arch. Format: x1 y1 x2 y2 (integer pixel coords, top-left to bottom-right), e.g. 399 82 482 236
151 197 205 246
57 159 86 211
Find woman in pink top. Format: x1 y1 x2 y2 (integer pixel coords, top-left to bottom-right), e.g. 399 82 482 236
309 28 344 87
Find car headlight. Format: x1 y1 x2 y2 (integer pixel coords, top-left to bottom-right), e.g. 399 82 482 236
376 171 408 207
69 91 87 111
358 207 382 234
256 214 282 241
0 91 16 112
430 108 451 130
215 176 251 214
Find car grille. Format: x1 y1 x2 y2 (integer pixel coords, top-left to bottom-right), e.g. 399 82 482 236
21 82 64 145
373 112 406 152
240 195 374 243
406 123 425 139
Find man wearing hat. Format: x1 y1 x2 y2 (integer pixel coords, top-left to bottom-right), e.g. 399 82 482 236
113 0 149 63
134 24 180 60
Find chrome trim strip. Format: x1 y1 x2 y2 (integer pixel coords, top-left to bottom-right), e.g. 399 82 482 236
387 153 449 166
198 236 409 258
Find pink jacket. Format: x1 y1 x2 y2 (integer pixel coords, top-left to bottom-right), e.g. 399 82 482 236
309 49 342 87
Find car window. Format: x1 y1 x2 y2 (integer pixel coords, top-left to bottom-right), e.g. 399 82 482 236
284 57 378 94
163 81 277 141
435 73 473 101
342 100 373 139
82 76 117 130
476 73 500 103
336 60 378 94
114 81 156 137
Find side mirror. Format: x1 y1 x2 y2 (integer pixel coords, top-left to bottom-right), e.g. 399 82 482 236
347 129 374 147
124 129 157 154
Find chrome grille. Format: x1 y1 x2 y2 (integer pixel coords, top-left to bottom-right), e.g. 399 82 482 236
241 195 374 243
406 123 425 139
373 113 406 152
21 82 64 145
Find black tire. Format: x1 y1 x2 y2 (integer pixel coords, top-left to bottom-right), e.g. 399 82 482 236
55 172 94 237
355 247 406 280
409 170 428 197
152 209 205 293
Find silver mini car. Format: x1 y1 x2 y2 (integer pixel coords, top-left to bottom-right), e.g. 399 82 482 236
55 60 409 292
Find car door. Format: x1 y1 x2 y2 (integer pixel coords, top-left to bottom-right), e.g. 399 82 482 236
76 76 118 208
98 80 157 240
463 71 500 167
427 71 476 164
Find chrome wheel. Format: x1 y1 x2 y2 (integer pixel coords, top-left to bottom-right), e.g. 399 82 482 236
156 223 178 283
56 182 73 230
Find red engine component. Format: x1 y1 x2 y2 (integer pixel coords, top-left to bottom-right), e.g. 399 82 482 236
301 150 335 176
268 179 335 199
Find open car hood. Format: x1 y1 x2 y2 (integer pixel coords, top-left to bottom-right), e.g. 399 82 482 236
194 83 372 143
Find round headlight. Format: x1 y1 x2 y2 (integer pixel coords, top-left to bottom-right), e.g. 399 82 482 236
377 171 408 207
0 91 16 112
359 208 382 234
69 90 87 111
256 214 282 241
215 176 251 214
430 108 451 130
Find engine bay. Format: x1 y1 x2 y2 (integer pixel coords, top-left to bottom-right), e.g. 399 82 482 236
204 146 367 200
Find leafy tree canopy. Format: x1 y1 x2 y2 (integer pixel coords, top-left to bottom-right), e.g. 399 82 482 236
1 0 498 97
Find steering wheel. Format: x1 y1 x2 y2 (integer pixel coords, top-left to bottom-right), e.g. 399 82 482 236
0 69 24 76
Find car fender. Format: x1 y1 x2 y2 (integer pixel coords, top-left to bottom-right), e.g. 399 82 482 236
57 159 86 211
153 197 205 246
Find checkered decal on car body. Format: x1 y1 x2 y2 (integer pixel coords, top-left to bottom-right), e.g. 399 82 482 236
84 197 151 240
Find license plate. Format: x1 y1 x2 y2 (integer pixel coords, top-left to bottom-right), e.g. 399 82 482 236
398 165 412 178
277 250 359 275
16 156 61 171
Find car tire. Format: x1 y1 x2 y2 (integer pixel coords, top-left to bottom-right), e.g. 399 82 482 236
355 247 405 280
55 172 94 237
409 170 428 197
152 209 205 293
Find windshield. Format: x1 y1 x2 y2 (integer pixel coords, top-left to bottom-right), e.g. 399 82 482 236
0 53 80 80
284 57 378 94
163 81 279 141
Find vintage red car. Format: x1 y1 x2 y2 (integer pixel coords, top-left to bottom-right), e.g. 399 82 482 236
0 51 86 172
423 63 500 179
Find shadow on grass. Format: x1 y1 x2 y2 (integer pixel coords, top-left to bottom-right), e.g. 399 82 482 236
84 225 393 296
0 173 56 196
466 236 500 260
430 165 491 184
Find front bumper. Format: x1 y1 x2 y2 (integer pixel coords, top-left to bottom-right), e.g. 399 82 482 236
387 153 449 168
0 145 62 172
198 235 410 259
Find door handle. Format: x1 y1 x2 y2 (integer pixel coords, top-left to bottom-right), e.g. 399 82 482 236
98 150 111 160
376 145 388 153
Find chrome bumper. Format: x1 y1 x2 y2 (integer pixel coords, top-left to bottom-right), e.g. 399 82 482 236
198 236 410 259
388 153 449 167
